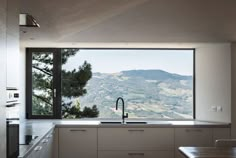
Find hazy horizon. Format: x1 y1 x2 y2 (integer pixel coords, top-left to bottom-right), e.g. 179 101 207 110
62 49 194 76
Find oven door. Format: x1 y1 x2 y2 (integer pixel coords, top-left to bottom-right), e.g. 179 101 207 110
7 121 19 158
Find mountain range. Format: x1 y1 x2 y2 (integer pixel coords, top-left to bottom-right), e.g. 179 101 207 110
79 69 193 119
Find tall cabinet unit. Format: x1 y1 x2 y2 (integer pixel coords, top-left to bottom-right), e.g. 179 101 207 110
6 0 19 89
0 0 7 157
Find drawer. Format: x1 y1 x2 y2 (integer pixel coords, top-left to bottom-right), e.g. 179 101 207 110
175 128 213 158
59 128 97 158
98 150 174 158
98 128 174 150
175 128 213 147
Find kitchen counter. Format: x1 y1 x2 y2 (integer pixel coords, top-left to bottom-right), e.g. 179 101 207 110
19 121 55 158
18 120 230 158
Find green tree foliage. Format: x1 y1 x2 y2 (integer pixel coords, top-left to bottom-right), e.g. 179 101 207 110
32 48 99 118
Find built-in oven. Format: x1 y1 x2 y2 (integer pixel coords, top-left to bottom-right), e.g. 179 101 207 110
6 89 20 158
6 120 19 158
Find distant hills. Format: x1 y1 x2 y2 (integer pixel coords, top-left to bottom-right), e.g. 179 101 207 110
79 70 193 119
122 70 192 81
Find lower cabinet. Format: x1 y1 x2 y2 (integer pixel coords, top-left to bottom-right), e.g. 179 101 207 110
98 128 174 158
26 146 42 158
175 128 231 158
25 129 55 158
26 126 230 158
58 128 97 158
98 150 174 158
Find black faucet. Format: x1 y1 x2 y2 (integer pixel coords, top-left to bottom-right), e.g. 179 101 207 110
116 97 128 124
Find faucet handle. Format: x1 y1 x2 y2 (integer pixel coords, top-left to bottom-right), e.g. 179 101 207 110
125 113 128 118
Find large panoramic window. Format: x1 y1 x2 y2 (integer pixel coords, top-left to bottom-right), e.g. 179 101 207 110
26 48 194 119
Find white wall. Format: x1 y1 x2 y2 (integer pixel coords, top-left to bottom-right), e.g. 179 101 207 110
0 0 7 157
19 47 26 121
19 43 232 123
195 43 231 123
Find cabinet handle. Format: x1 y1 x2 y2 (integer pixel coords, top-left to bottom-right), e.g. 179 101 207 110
70 129 87 132
54 89 56 98
185 129 203 132
128 129 144 132
34 146 42 151
128 153 145 156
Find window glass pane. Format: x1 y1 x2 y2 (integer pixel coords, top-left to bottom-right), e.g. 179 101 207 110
32 52 53 116
61 49 194 119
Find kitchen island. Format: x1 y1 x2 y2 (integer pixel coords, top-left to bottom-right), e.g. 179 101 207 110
179 146 236 158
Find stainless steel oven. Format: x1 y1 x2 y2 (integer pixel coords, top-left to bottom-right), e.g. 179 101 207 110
6 89 20 158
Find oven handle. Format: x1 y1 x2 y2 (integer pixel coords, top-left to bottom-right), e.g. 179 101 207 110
5 102 20 107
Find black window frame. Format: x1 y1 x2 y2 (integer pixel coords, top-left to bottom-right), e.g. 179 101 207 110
26 48 196 119
26 48 61 119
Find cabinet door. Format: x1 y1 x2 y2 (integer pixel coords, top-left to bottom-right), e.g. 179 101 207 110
40 137 53 158
213 128 231 145
26 146 42 158
59 128 97 158
98 150 174 158
175 128 213 158
98 128 174 151
6 0 19 88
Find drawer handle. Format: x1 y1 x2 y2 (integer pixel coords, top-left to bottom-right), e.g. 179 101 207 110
70 129 87 132
128 130 144 132
128 153 144 156
185 129 203 132
47 134 53 138
34 146 42 151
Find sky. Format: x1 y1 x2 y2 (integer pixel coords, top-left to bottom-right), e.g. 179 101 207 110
62 49 194 76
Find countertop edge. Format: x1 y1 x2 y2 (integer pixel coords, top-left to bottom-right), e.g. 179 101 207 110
18 120 231 158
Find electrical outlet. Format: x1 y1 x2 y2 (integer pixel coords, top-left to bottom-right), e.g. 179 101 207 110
211 106 217 112
217 106 223 112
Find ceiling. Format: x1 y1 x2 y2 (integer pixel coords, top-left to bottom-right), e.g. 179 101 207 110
20 0 236 46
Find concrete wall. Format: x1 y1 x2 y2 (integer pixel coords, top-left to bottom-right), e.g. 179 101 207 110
19 43 232 124
0 0 7 157
231 43 236 138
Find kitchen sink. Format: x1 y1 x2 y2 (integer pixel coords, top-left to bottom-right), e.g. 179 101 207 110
126 121 147 124
100 121 147 125
100 121 122 124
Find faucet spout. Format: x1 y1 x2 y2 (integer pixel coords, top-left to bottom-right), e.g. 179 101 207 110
116 97 128 124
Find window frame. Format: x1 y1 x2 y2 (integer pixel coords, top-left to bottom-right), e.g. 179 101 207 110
26 48 196 119
26 48 61 119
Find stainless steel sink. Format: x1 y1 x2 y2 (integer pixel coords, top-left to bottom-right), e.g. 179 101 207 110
126 121 147 124
100 121 122 124
100 121 147 125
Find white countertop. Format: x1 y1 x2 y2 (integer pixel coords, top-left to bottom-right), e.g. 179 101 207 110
18 119 230 158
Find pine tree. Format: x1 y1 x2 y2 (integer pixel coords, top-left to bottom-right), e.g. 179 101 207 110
32 48 99 118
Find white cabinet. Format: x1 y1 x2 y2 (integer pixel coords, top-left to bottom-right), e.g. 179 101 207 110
41 132 54 158
98 128 174 151
175 128 213 158
58 128 97 158
25 129 55 158
212 128 231 144
98 128 174 158
6 0 19 89
26 146 42 158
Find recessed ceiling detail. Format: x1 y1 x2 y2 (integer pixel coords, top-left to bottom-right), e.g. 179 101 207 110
20 0 236 46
